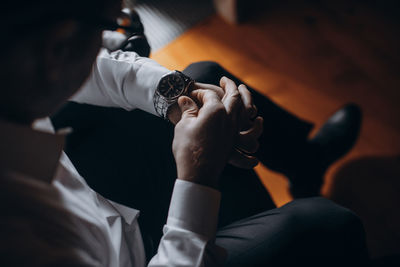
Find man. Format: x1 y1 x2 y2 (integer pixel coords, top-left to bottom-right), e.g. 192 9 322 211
0 0 368 266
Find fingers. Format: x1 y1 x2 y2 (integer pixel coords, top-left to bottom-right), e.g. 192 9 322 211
238 84 257 119
177 96 199 119
229 149 259 169
190 89 225 118
194 82 225 99
220 77 242 121
193 81 257 121
236 116 263 153
230 116 263 169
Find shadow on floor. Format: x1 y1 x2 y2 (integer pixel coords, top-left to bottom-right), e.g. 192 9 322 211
329 155 400 262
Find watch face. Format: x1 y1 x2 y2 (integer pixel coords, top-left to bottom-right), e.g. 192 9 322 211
158 73 185 99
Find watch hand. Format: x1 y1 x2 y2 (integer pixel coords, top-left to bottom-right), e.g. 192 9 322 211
165 87 173 96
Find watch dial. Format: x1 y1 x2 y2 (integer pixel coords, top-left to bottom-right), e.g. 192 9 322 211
158 74 185 99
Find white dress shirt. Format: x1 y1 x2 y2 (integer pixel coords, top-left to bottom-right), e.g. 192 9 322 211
0 48 225 266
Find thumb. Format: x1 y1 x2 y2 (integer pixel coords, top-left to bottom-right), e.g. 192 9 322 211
178 96 199 119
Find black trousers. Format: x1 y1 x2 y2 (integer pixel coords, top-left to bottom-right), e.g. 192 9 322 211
51 61 369 266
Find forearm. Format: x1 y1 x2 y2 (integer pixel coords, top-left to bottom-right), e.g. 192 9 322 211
71 49 170 116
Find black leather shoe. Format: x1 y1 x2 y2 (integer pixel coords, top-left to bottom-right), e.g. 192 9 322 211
309 103 362 169
290 103 362 197
121 35 151 57
118 8 151 57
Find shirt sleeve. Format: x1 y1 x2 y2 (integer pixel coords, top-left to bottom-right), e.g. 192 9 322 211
148 179 226 267
71 49 170 116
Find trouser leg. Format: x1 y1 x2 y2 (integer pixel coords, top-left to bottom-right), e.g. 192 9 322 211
216 197 369 266
183 61 314 176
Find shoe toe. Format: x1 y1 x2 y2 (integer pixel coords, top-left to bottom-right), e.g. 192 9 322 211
310 103 363 166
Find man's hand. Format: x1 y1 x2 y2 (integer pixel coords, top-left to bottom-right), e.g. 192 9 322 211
168 81 257 125
219 77 263 169
172 87 241 189
169 78 263 171
167 82 224 125
193 78 263 169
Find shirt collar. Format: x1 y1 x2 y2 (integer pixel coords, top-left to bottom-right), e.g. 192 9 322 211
0 118 65 183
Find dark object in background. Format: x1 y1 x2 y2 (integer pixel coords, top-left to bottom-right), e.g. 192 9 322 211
118 8 151 57
214 0 268 24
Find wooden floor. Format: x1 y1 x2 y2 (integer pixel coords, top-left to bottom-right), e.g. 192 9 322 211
151 1 400 259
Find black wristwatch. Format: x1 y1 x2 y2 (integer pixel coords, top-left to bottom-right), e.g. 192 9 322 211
153 70 195 119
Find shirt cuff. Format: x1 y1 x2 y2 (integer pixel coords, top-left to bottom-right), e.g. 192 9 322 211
102 30 126 51
167 179 221 238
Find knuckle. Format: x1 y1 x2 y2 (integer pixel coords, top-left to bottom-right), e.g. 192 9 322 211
205 88 218 95
231 91 241 99
227 93 242 110
239 84 250 95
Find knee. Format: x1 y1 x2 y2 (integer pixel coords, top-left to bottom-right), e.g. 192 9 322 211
286 197 368 261
186 61 223 72
288 197 364 231
183 61 226 84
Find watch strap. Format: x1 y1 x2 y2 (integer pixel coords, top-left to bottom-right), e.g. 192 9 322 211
153 90 172 119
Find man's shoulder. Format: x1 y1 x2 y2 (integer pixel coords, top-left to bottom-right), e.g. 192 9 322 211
0 171 101 266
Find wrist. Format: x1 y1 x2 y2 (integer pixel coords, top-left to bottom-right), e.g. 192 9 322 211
175 152 221 190
177 176 219 190
167 102 181 124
